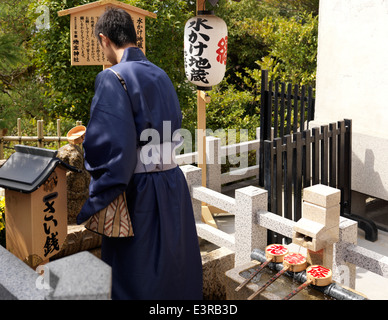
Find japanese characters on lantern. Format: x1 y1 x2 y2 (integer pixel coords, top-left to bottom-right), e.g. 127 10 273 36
184 11 228 91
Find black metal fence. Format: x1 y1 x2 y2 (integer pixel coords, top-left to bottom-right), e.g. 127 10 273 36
263 119 377 243
257 70 377 242
259 70 315 187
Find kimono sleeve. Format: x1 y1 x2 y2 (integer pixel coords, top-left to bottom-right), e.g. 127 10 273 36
77 70 137 224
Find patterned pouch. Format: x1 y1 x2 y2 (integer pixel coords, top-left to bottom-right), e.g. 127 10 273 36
84 193 134 237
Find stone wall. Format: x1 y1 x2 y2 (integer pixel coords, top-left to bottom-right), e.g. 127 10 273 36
314 0 388 200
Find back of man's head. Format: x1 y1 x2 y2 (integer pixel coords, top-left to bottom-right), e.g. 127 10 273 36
95 7 137 48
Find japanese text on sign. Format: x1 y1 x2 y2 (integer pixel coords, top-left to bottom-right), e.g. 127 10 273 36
71 12 146 65
186 17 213 84
136 17 144 50
42 192 60 257
72 15 106 64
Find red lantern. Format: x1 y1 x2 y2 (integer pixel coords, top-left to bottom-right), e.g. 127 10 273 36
184 10 228 91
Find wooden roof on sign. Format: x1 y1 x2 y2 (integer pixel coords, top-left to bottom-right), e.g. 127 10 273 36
57 0 157 18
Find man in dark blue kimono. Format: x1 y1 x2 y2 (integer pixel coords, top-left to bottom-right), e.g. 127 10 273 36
76 7 203 300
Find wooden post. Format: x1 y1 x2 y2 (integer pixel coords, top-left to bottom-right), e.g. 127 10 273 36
37 120 44 149
197 90 207 187
195 0 218 227
17 118 22 145
197 0 206 187
196 0 207 189
0 130 3 160
197 0 207 188
197 0 206 12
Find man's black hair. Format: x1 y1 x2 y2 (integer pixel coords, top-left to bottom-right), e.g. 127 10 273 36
95 7 137 48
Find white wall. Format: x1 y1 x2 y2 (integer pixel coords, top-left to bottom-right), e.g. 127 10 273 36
314 0 388 200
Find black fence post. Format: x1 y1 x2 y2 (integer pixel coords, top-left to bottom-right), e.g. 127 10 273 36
259 70 269 187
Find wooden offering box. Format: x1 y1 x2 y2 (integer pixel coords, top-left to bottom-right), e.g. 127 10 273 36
0 146 79 268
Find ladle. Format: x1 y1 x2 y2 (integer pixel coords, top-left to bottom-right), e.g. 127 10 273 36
67 125 86 145
235 244 288 292
282 265 332 300
247 252 307 300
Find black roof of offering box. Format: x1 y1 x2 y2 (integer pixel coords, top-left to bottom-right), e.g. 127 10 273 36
0 145 80 193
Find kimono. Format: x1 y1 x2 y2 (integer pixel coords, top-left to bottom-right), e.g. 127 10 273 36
77 47 203 300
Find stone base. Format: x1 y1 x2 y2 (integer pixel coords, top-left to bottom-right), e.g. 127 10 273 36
225 260 366 300
225 261 280 300
51 232 234 300
201 247 234 300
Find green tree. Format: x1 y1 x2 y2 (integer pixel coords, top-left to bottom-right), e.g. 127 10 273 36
0 35 24 70
0 0 39 130
14 0 318 146
257 12 318 87
264 0 319 17
28 0 102 125
28 0 198 128
204 0 318 141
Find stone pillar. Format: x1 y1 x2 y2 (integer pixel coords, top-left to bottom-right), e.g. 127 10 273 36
206 136 221 192
293 184 341 270
180 165 202 222
333 218 358 289
234 186 268 266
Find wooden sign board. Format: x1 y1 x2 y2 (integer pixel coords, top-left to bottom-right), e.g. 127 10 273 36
58 0 156 66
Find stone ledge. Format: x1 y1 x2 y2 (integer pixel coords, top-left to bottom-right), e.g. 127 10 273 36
201 247 234 300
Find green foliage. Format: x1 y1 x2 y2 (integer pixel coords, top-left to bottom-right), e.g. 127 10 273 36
0 0 318 156
28 0 102 125
0 0 35 130
257 12 318 87
263 0 320 17
196 0 318 152
214 0 272 73
126 0 198 133
207 77 259 140
0 35 25 70
28 0 199 128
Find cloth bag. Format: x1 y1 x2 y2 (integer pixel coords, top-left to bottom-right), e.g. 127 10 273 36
84 69 134 237
84 193 134 237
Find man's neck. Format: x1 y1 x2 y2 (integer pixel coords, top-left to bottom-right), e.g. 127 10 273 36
113 43 137 64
